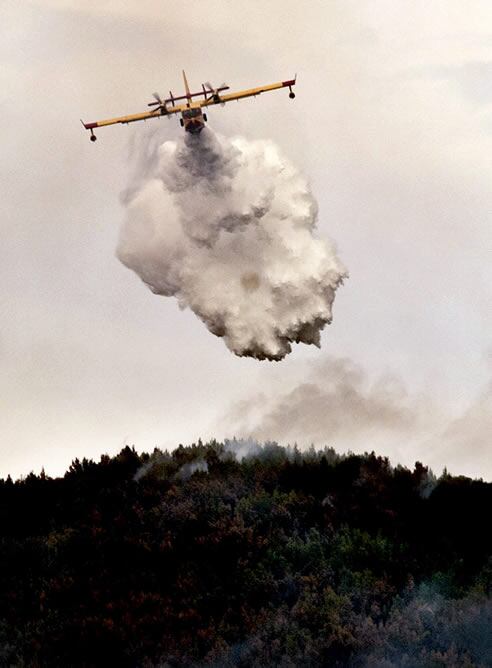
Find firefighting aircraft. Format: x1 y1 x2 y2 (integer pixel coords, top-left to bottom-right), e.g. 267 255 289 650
81 71 296 141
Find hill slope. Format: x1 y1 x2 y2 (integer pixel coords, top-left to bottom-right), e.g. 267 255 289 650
1 441 491 666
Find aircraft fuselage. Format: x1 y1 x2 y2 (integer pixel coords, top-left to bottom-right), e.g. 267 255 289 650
181 105 206 133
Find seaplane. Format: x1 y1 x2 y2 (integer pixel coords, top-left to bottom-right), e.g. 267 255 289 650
81 71 296 141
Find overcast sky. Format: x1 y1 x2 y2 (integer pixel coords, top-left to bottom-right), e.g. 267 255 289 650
1 0 491 479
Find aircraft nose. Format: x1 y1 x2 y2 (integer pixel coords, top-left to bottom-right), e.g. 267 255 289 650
187 120 204 133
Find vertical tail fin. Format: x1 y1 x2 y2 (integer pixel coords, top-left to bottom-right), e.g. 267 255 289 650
182 70 191 102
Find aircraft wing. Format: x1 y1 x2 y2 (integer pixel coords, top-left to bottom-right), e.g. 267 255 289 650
82 76 296 138
82 103 187 132
200 78 296 107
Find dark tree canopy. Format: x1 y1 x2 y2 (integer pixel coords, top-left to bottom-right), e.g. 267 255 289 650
0 441 490 667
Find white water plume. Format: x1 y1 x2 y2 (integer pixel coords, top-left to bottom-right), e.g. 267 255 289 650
118 129 347 360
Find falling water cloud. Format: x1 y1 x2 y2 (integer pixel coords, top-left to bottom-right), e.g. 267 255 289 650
118 128 347 360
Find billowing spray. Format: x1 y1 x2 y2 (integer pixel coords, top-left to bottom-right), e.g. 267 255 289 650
118 129 347 360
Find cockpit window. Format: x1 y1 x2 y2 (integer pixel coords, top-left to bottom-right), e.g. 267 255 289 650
183 108 201 119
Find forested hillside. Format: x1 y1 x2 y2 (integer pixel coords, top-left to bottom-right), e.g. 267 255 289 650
1 441 491 667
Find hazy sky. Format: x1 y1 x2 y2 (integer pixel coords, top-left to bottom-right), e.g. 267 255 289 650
1 0 491 479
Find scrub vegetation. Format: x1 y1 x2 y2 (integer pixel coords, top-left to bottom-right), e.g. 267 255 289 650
0 441 491 666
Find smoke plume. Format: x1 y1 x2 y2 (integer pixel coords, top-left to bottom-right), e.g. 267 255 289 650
118 129 347 360
223 355 492 479
224 357 433 448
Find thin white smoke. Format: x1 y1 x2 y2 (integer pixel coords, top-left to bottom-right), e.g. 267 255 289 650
118 128 347 360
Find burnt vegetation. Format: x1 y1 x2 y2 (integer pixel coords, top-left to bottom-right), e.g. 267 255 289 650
0 441 491 667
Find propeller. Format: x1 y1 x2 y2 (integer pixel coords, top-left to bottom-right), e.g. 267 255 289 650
204 82 227 104
147 92 168 115
147 93 166 107
148 92 164 108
